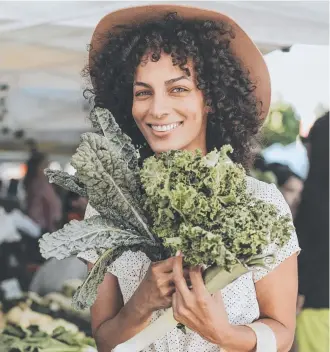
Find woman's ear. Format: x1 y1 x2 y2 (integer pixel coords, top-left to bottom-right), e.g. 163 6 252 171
204 105 214 115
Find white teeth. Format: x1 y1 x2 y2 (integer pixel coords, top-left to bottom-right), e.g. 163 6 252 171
151 122 181 132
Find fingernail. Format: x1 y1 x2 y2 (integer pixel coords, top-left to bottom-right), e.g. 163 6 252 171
176 250 181 257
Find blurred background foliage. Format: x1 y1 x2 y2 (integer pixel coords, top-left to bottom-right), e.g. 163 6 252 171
261 102 301 148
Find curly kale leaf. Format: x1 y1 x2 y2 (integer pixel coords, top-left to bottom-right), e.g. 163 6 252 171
71 132 154 241
39 215 150 260
73 240 162 310
141 147 247 236
44 169 87 197
216 201 293 260
140 146 293 269
164 225 237 269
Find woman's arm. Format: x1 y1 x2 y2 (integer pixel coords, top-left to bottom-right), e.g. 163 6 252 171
90 267 153 352
171 253 298 352
89 257 185 351
219 253 298 352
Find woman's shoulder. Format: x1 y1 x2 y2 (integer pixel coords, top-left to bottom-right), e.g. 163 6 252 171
246 176 300 282
246 175 277 198
246 176 291 216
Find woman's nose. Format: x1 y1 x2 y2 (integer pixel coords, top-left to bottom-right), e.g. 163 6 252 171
149 94 170 119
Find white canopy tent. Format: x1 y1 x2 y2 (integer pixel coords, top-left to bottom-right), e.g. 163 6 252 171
0 1 328 153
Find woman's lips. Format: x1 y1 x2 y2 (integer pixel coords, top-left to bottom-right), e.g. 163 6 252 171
148 122 183 137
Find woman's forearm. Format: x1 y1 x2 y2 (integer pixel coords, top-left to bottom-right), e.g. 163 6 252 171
219 318 294 352
94 295 153 352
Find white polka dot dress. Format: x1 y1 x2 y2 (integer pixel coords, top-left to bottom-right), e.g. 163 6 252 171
78 177 300 351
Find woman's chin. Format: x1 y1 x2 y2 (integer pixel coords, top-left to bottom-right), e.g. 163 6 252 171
150 144 183 154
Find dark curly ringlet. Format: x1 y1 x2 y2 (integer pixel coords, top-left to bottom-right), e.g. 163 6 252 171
82 12 263 168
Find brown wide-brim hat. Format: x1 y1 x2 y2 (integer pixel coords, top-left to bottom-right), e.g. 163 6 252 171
90 4 271 120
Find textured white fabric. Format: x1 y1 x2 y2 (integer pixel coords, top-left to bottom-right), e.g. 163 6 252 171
78 177 300 351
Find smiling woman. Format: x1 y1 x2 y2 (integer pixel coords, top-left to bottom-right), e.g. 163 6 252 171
83 8 264 168
78 4 299 352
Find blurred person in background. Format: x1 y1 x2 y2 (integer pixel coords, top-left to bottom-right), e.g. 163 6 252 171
70 195 88 220
6 178 19 198
63 191 88 223
294 112 329 352
23 152 62 263
267 163 304 219
30 192 88 296
23 152 62 233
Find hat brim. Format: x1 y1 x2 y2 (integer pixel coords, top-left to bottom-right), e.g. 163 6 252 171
90 4 271 120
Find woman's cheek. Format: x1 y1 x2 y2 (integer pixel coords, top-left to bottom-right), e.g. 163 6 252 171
132 102 148 124
177 94 204 118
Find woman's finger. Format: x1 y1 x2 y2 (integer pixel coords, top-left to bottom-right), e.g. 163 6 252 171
172 292 178 319
189 265 208 296
173 255 191 298
156 256 176 273
173 267 191 287
172 288 186 322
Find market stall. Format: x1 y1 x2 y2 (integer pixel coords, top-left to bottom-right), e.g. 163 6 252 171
0 1 328 152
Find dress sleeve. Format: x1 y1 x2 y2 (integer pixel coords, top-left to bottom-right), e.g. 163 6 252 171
253 184 301 283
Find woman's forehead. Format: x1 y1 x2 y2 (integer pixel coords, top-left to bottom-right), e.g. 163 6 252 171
134 53 194 81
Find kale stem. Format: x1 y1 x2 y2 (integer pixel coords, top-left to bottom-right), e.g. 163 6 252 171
203 263 249 293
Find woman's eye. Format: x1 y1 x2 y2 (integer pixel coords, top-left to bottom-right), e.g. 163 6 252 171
135 91 151 97
172 87 188 93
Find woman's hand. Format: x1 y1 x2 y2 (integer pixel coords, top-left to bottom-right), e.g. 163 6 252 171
133 256 190 316
172 254 232 345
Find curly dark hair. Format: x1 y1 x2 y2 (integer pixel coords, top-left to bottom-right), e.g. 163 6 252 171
83 12 262 167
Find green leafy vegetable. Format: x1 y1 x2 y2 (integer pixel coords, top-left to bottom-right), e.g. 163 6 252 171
89 107 139 171
71 132 153 241
140 146 293 269
39 108 161 310
45 170 87 198
39 107 293 318
0 324 94 352
39 215 157 261
72 240 161 310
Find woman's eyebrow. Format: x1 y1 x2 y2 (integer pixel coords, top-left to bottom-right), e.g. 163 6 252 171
133 76 190 88
164 76 190 85
133 81 151 88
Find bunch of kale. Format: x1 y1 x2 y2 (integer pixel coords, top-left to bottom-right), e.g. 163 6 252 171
39 107 292 312
140 146 292 269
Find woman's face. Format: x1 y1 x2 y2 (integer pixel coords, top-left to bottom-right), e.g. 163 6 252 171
132 53 207 155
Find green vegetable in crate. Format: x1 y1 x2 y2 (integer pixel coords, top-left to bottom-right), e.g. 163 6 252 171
0 324 96 352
